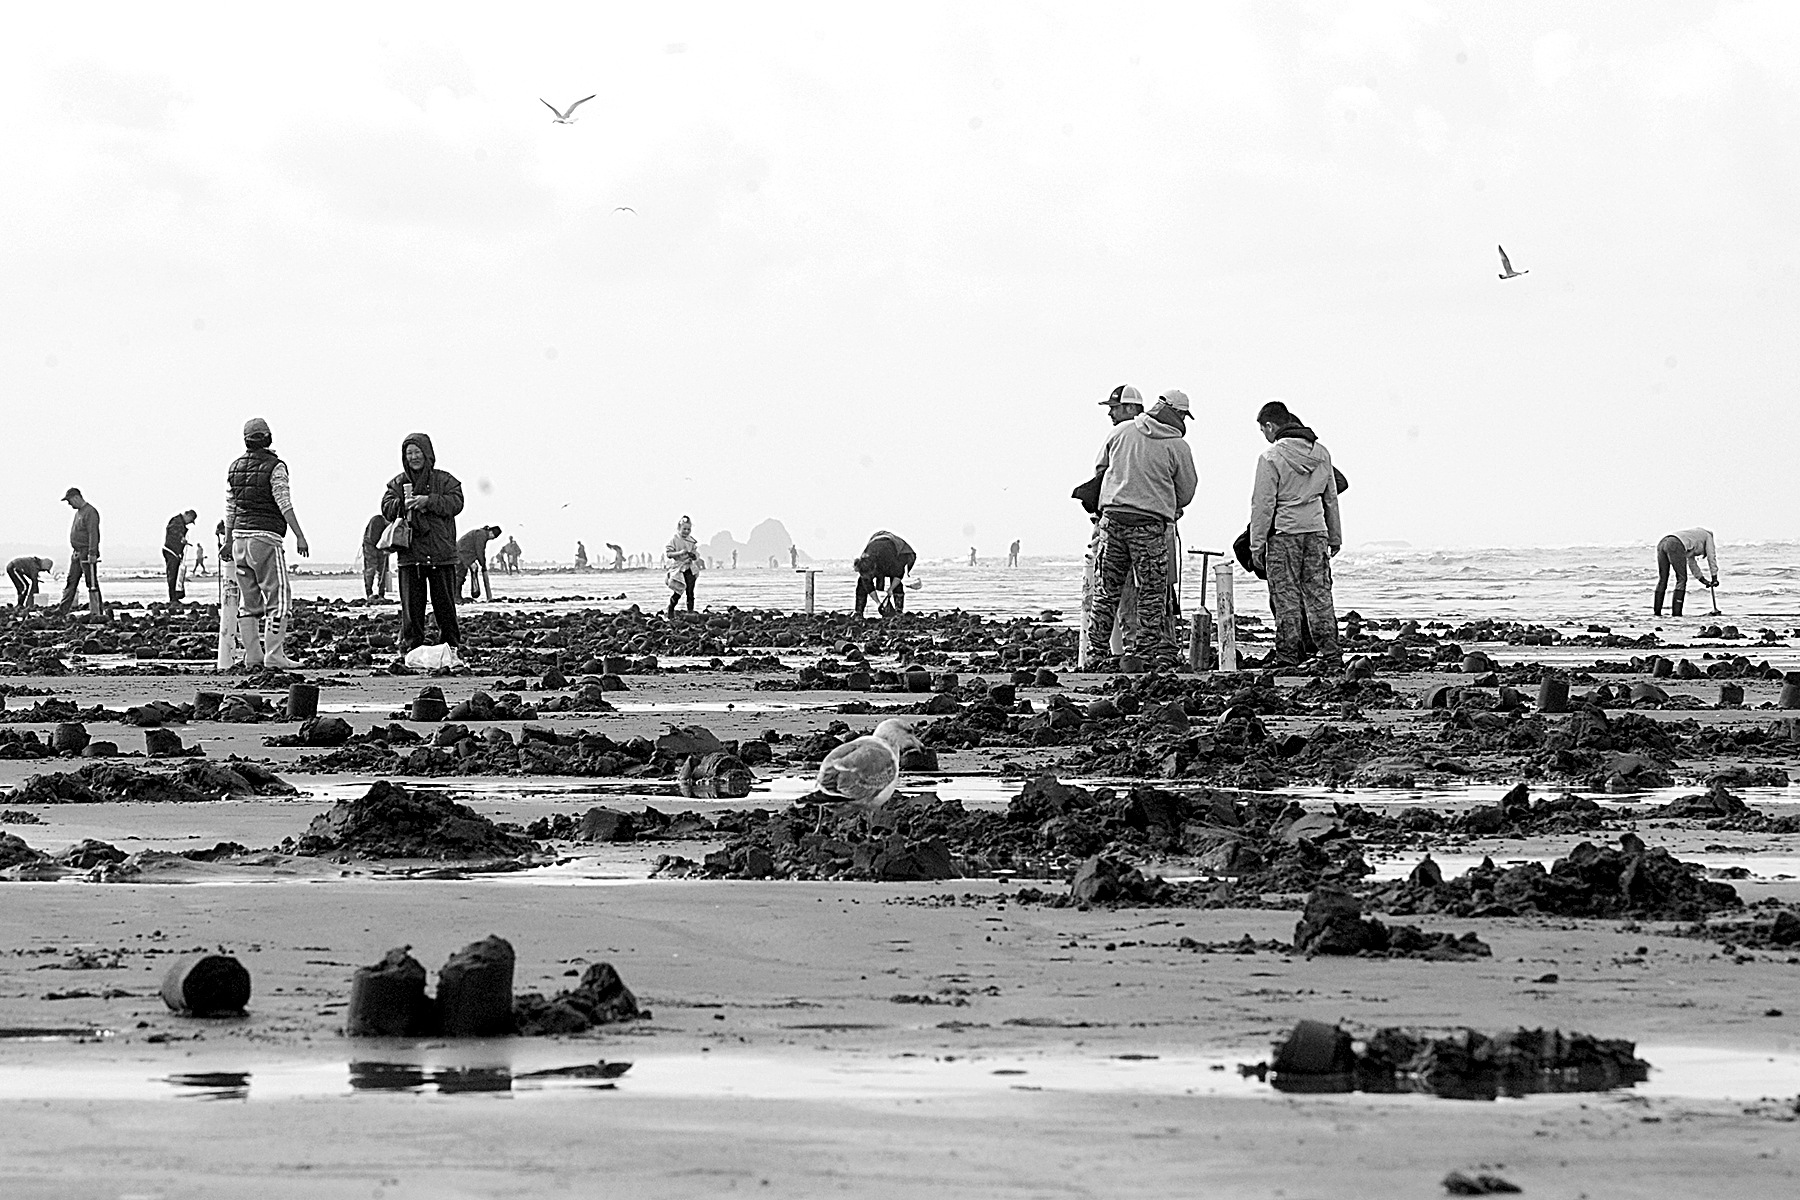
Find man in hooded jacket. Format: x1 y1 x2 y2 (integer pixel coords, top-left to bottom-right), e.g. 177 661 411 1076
1248 400 1342 669
381 432 466 664
1088 391 1199 665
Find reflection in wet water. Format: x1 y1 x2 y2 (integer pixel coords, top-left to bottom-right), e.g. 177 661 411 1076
1258 1058 1649 1101
165 1071 250 1101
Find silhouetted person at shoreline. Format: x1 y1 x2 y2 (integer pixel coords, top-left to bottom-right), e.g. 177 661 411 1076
575 541 588 569
1008 539 1020 567
362 513 390 601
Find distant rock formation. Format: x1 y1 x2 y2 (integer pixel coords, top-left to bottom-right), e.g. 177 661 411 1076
703 519 810 565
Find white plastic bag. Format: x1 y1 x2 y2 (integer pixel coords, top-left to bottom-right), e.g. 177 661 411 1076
404 644 459 671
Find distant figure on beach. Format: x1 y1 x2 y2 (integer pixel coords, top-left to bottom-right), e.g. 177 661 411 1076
214 520 243 668
1249 400 1342 671
502 537 522 573
361 513 390 601
55 487 104 620
457 525 503 602
162 510 196 603
575 541 588 570
1655 527 1719 617
607 542 624 570
969 547 977 566
789 545 798 569
191 540 207 577
731 549 738 570
1008 539 1020 567
223 418 311 669
665 515 702 616
1089 390 1196 667
383 432 465 667
7 556 54 609
854 530 916 618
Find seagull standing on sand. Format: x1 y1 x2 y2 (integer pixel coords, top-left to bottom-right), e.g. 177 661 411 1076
816 719 923 821
1497 245 1528 280
541 95 596 124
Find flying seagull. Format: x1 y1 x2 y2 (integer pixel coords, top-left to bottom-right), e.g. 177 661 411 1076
613 206 636 214
1497 245 1528 280
541 95 596 124
815 719 923 826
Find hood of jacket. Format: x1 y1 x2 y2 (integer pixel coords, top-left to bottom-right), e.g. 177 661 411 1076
401 432 437 477
1130 412 1186 440
1268 434 1328 474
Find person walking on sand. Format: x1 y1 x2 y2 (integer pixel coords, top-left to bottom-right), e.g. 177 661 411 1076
575 541 589 570
1248 400 1342 671
502 537 522 574
854 530 916 618
383 432 466 666
607 542 624 570
664 515 702 616
224 418 311 669
1654 527 1719 617
7 556 54 609
1008 539 1020 568
54 488 104 619
162 509 196 603
457 524 502 602
1088 392 1197 667
361 513 390 601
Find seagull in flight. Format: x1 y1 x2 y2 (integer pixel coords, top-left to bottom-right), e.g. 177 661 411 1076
613 206 636 214
1497 245 1528 280
541 95 596 124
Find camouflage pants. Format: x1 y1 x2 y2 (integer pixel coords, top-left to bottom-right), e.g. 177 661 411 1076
1090 516 1174 658
1266 532 1339 663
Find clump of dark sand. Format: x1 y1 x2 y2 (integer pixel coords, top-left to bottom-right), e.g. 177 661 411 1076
297 780 536 860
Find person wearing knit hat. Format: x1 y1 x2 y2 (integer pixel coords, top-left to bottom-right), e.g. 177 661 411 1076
1249 401 1343 671
222 417 311 670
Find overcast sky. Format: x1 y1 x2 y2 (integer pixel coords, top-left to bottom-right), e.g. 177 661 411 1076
4 2 1795 564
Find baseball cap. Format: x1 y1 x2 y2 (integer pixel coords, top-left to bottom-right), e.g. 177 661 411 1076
60 487 81 502
1100 384 1144 407
1157 389 1191 414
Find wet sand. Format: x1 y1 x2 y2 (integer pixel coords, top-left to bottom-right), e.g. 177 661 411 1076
3 644 1800 1197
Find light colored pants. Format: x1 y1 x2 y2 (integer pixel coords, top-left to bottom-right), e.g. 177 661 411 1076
216 566 243 668
233 536 290 661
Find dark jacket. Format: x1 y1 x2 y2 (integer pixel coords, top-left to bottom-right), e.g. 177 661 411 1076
381 432 464 568
69 503 100 557
859 531 916 580
228 449 288 536
362 514 388 555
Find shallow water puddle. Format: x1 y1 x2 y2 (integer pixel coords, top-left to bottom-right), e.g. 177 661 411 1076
0 1044 1793 1103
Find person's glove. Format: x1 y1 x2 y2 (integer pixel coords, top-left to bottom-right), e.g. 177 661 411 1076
1250 553 1265 573
1329 544 1341 558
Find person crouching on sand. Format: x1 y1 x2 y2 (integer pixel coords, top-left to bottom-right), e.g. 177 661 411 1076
854 530 917 618
1655 527 1719 617
383 432 466 668
7 556 54 609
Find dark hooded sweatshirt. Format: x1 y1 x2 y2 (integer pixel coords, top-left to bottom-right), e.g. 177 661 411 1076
381 432 465 568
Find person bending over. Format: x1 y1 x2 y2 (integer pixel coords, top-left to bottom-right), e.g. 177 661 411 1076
1655 527 1718 617
854 530 917 618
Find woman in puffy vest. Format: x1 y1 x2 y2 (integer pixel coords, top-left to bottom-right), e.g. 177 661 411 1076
381 432 466 665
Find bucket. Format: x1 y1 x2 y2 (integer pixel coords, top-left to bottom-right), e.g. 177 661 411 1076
287 683 320 720
160 953 252 1017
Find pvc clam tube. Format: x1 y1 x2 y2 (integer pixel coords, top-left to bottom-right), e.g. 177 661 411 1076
345 947 436 1037
436 936 516 1037
160 953 252 1017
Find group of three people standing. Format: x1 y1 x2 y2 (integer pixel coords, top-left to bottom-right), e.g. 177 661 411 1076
1082 385 1344 672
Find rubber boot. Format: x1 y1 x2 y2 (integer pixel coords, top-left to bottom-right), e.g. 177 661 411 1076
262 630 301 671
1671 590 1685 618
237 617 264 667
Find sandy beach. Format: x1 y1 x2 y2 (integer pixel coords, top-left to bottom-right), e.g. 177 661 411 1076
0 589 1797 1198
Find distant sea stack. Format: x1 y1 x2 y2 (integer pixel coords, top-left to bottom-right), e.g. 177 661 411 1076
704 518 811 564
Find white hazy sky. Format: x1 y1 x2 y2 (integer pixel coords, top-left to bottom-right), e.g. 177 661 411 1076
4 1 1797 564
